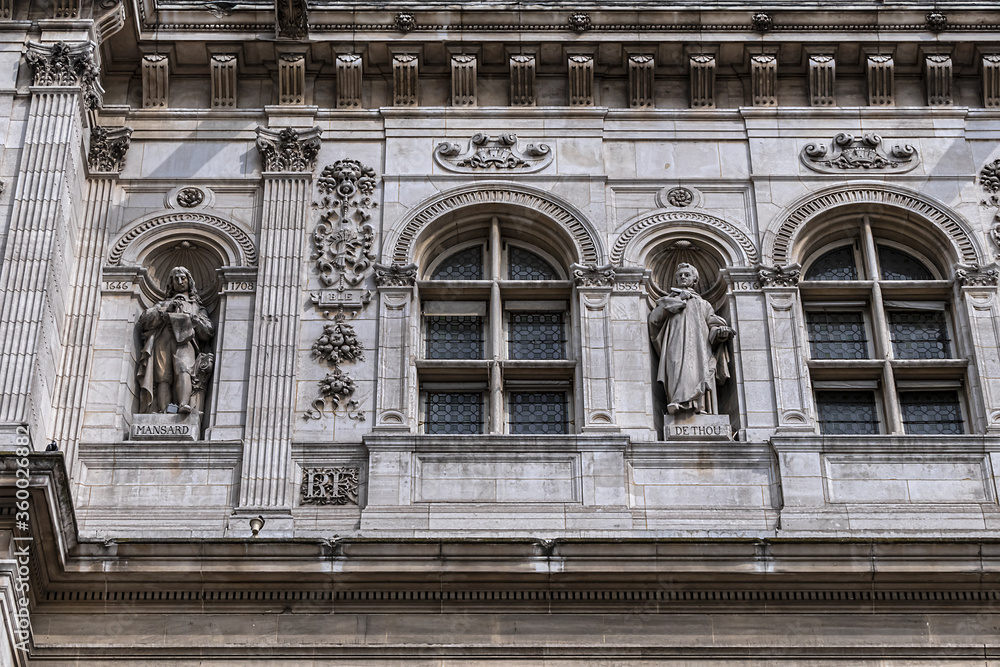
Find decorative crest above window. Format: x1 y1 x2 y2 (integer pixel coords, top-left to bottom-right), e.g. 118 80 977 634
434 133 553 173
801 133 918 174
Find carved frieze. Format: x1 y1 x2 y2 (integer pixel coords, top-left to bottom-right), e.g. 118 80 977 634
758 263 801 287
434 134 552 173
311 159 378 311
25 41 102 109
571 263 616 288
801 134 917 174
300 467 359 506
88 126 132 173
255 126 321 172
373 262 418 287
955 263 999 287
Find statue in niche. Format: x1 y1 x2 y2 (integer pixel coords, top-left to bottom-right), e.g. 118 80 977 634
137 266 215 414
648 263 733 416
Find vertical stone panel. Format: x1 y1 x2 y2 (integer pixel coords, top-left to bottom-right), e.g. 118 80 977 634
392 54 418 107
924 54 953 106
278 53 305 105
567 55 594 106
689 54 716 109
750 54 777 107
374 286 416 431
578 288 617 431
509 54 535 106
210 54 238 108
0 78 84 447
808 54 836 106
763 287 815 433
983 54 1000 108
961 286 1000 434
141 54 168 108
336 54 362 109
627 54 654 109
451 54 477 107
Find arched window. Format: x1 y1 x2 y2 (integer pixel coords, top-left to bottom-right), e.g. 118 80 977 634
798 214 964 435
418 216 574 434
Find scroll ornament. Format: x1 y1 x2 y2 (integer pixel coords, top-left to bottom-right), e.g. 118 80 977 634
305 315 365 420
955 263 999 287
758 263 801 287
434 133 553 173
801 133 918 174
571 263 616 288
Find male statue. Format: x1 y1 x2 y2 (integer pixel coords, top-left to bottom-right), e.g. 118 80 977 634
648 263 734 415
137 266 214 414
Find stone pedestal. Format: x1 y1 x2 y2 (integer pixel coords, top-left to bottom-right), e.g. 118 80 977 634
663 413 732 440
131 411 202 441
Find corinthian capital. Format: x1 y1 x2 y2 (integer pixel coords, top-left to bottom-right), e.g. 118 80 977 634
88 126 132 173
25 41 102 109
255 126 321 173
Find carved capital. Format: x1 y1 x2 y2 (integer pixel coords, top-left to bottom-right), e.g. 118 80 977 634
571 263 616 288
955 263 1000 287
373 262 418 287
255 126 321 172
757 263 801 287
25 41 102 109
88 126 132 173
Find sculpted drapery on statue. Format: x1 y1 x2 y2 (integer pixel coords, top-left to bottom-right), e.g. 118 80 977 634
648 263 733 415
137 267 215 414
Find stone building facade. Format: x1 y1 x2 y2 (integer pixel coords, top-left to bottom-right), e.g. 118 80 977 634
0 0 999 663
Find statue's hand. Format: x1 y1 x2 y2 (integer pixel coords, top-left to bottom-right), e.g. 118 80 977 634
714 326 734 342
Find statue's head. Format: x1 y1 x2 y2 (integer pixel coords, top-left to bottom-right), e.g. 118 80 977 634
674 263 699 289
165 266 196 297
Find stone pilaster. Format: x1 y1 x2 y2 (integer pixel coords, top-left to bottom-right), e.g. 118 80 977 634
760 278 815 434
509 54 535 106
808 54 836 107
627 53 654 109
232 126 320 533
391 53 418 107
372 263 418 432
689 54 716 109
450 53 477 107
50 128 131 467
750 53 777 107
210 54 238 108
336 54 362 109
0 42 93 448
924 53 953 106
956 266 1000 434
572 264 618 432
866 53 894 107
567 54 594 106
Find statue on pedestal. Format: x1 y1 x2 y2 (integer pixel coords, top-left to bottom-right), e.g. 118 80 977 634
137 266 215 414
648 263 733 416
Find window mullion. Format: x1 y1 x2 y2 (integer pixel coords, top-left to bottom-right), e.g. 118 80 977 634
862 215 903 434
489 237 504 433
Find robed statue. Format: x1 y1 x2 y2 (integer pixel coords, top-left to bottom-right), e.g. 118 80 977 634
648 263 734 415
137 266 215 414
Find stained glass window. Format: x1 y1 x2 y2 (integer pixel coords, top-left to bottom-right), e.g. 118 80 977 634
816 391 880 435
806 311 869 359
509 312 565 360
804 246 858 281
509 391 568 434
899 390 963 435
887 311 951 359
508 246 560 281
431 245 483 280
425 392 484 434
878 246 933 281
426 316 484 359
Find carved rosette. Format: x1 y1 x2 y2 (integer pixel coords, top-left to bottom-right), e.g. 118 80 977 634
25 41 102 109
310 159 378 313
300 467 360 506
373 262 418 287
955 263 1000 287
801 133 918 174
434 133 553 173
255 126 321 172
88 126 132 173
758 263 801 287
981 159 1000 209
571 263 616 288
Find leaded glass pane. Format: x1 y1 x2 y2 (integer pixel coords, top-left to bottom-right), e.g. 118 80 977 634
878 246 933 281
806 311 869 359
900 390 963 435
816 391 879 435
804 246 858 280
509 312 565 360
509 391 568 434
426 316 484 359
804 246 858 281
508 246 559 281
430 245 483 280
887 310 951 359
425 392 483 434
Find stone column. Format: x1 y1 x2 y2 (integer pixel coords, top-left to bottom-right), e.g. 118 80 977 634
230 126 320 536
50 126 131 469
0 41 98 448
